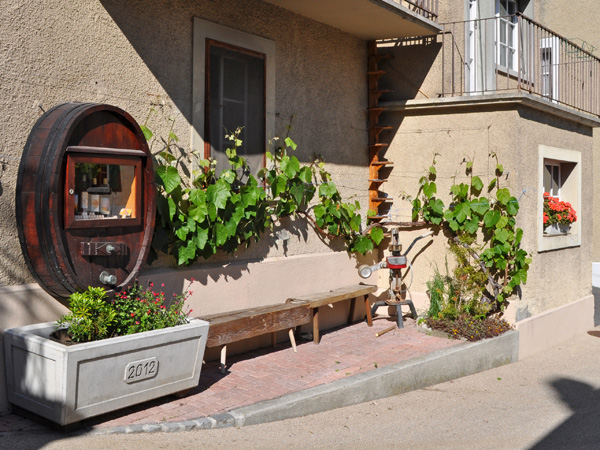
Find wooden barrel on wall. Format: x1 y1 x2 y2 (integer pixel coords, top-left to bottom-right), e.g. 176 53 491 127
16 103 156 304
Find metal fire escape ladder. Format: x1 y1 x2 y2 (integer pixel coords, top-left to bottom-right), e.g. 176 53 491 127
367 41 393 222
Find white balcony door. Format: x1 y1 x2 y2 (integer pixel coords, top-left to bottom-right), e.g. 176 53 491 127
467 0 479 92
541 36 560 103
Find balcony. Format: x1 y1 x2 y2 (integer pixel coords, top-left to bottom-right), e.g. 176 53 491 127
440 14 600 117
261 0 440 39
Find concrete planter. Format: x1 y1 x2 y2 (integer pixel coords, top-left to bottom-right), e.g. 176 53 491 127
3 319 209 425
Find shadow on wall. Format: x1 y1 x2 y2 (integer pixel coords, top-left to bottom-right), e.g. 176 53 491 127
99 0 370 167
378 35 442 102
99 0 196 123
529 377 600 449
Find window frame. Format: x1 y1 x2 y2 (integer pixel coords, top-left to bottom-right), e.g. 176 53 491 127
496 0 519 72
538 145 581 252
205 39 267 172
192 18 275 173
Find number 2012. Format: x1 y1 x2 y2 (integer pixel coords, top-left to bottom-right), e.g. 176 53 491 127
124 357 159 383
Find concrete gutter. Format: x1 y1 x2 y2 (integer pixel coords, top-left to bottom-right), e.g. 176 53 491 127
90 329 518 435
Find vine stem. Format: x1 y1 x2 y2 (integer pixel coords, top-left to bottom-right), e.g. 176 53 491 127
451 236 501 300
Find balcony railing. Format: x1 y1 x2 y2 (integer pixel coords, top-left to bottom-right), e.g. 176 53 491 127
397 0 438 22
440 14 600 116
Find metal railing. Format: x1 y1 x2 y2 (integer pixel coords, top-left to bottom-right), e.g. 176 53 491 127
397 0 438 22
440 14 600 116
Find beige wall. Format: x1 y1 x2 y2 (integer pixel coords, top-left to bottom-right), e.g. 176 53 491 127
371 0 598 321
0 0 376 412
0 1 370 290
378 104 594 320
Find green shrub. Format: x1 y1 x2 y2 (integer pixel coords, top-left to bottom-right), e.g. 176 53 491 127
55 283 191 343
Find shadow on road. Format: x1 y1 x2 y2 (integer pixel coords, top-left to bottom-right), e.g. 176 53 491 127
529 377 600 449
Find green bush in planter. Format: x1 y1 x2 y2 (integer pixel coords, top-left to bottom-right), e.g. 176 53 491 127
56 283 191 343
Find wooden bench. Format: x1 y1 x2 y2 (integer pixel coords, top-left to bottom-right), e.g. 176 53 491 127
200 302 311 373
286 284 377 344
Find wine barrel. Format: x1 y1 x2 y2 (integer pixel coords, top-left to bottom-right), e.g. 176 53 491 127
16 103 156 304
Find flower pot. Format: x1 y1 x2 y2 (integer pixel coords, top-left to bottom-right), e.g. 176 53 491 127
544 223 571 235
3 319 209 425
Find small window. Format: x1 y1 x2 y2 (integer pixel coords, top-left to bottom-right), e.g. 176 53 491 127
206 41 266 175
192 18 275 179
496 0 518 71
543 161 560 197
538 146 581 252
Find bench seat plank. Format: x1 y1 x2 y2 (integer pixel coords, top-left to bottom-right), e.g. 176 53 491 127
287 284 377 308
287 284 377 344
203 303 311 348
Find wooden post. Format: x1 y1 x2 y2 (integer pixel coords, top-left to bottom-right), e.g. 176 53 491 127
220 345 227 374
313 307 320 344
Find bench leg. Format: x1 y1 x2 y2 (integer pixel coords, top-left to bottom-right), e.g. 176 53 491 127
289 329 297 352
220 345 227 374
364 294 373 327
313 307 320 344
348 297 356 324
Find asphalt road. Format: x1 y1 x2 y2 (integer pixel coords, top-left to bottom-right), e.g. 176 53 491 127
4 326 600 450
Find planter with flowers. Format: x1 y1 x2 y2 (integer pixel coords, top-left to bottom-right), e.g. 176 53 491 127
4 282 209 426
543 193 577 235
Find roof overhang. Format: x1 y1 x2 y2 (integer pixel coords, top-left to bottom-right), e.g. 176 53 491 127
261 0 441 39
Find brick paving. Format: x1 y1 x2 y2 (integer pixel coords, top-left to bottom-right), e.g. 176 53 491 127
0 317 460 432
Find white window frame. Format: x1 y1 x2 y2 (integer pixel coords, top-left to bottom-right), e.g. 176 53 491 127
495 0 518 73
192 18 276 170
540 36 560 103
543 160 561 198
538 145 581 252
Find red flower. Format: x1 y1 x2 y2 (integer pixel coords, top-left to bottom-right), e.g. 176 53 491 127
130 313 135 317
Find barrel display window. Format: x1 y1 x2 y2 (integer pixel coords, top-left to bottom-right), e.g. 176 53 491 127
64 146 143 229
16 103 156 304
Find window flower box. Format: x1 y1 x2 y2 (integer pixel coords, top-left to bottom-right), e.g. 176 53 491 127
542 193 577 236
3 319 209 426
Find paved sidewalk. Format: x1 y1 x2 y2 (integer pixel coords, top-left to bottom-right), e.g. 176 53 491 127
0 317 466 433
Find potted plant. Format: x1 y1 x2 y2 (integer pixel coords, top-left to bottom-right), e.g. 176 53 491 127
3 282 209 426
543 193 577 235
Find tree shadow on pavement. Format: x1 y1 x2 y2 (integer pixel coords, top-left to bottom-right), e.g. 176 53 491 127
529 377 600 449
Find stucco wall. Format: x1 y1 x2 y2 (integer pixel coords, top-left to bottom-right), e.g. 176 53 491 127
377 104 594 321
0 0 375 413
0 0 370 292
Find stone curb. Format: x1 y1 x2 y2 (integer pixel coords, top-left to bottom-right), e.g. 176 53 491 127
86 330 518 435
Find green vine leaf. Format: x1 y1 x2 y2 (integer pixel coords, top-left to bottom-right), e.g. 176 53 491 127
370 227 385 245
506 197 519 215
483 209 501 228
140 125 154 141
319 182 338 197
471 176 483 195
156 166 181 194
284 137 297 151
471 198 489 216
178 241 197 265
207 180 232 209
497 188 511 205
423 182 437 199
